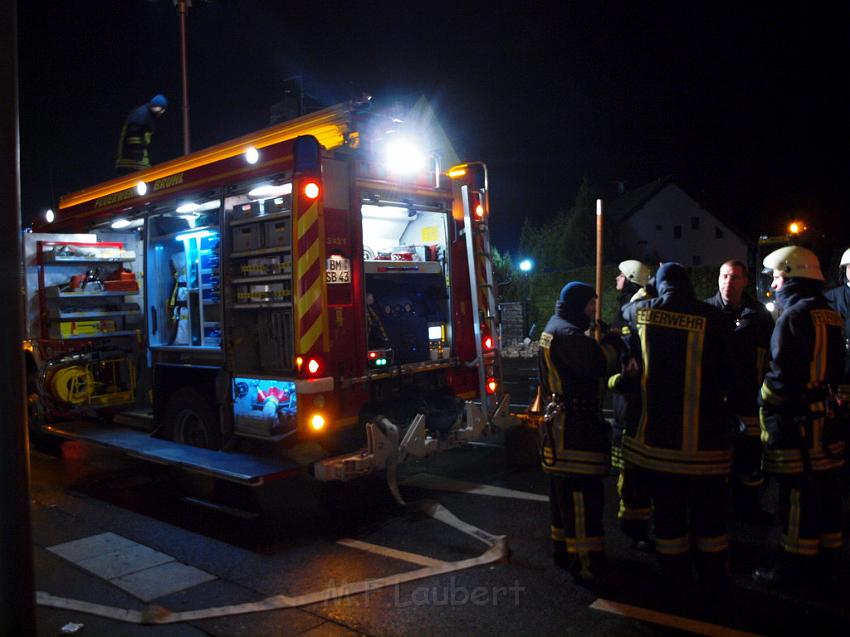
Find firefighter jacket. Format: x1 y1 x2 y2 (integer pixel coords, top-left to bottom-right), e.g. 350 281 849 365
704 291 773 428
115 103 158 172
538 305 619 476
622 264 734 476
759 278 846 474
610 289 655 468
824 282 850 380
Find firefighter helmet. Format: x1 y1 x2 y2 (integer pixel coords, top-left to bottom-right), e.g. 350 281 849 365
762 246 824 281
839 247 850 268
618 260 650 287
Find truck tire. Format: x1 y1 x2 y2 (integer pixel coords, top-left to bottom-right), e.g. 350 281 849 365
163 388 222 450
28 392 63 456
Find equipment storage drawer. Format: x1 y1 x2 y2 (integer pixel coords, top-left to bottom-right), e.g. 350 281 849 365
232 201 260 219
232 224 262 251
240 255 291 276
60 319 117 337
237 282 291 303
264 218 291 247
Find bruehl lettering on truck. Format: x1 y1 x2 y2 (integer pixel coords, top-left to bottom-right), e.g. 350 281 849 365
93 174 185 208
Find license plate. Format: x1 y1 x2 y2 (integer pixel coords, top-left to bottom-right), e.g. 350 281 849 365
326 255 351 284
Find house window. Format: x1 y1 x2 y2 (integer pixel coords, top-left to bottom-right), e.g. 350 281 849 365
692 255 702 266
691 216 700 230
715 226 723 239
655 224 662 231
673 225 682 239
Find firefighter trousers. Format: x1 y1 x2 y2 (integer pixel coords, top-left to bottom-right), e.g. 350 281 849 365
638 469 730 589
776 471 843 557
617 464 652 542
549 475 604 578
731 421 764 516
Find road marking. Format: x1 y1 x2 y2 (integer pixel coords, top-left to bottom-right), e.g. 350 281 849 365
590 599 765 637
337 538 447 568
48 532 216 601
401 472 548 502
38 501 508 625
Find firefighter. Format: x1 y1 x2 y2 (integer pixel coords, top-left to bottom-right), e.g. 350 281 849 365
824 247 850 486
824 247 850 382
538 282 625 588
115 94 168 174
610 260 653 550
621 263 734 600
705 260 774 523
752 246 846 589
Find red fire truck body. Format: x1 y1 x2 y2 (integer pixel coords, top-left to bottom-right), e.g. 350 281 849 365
25 100 511 485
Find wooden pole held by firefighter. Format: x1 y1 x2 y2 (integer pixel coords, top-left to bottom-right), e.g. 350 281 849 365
594 199 603 341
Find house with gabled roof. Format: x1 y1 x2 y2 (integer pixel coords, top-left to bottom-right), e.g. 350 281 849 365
607 178 749 268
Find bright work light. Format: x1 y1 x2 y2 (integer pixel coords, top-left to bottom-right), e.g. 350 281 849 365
384 138 426 174
136 181 148 196
519 259 534 273
248 183 293 198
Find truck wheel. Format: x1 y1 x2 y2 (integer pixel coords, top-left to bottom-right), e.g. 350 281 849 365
28 390 63 456
163 388 222 450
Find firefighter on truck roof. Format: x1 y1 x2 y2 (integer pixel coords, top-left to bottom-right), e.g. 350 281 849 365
752 246 846 590
537 281 629 590
115 94 168 174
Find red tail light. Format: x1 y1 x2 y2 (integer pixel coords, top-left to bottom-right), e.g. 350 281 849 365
303 181 320 199
297 355 323 377
486 377 498 394
471 191 486 219
306 357 322 375
482 334 495 352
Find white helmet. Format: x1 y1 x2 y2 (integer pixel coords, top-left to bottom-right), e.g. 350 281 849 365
839 248 850 268
618 260 651 287
762 246 824 281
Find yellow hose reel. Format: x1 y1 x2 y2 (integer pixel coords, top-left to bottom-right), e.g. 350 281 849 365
49 365 95 405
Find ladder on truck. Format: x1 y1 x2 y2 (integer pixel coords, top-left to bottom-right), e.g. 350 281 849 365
458 162 504 417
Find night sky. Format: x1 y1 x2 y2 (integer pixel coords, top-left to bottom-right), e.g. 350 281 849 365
17 1 849 254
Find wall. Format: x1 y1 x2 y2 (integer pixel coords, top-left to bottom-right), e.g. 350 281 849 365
619 184 748 268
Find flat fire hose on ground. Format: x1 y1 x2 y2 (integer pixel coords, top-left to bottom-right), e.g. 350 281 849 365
36 435 509 625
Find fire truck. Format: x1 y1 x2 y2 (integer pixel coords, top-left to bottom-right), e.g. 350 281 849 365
25 98 515 486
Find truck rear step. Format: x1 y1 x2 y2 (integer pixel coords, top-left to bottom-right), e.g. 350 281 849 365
42 421 301 486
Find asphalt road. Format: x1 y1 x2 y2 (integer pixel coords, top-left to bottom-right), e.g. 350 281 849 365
28 432 850 637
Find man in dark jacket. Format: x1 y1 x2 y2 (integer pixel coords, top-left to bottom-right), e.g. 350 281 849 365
115 94 168 174
824 247 850 383
538 282 624 586
705 260 774 522
622 263 734 599
753 246 846 588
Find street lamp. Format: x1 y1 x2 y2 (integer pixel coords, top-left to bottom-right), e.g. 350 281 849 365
151 0 193 153
175 0 191 154
518 259 534 339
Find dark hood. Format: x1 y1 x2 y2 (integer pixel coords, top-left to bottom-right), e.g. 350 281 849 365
775 277 823 310
555 281 596 332
655 262 695 299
